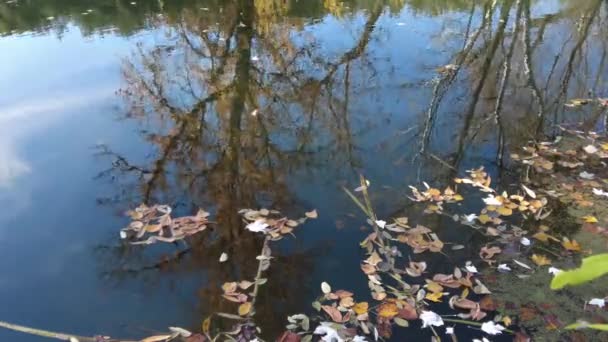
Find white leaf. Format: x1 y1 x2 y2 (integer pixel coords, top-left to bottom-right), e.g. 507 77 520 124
522 185 536 198
473 338 490 342
465 265 478 273
314 324 344 342
321 282 331 294
420 311 444 328
583 145 598 154
353 336 367 342
375 220 386 229
497 264 511 272
589 298 605 308
464 214 478 222
548 267 562 276
592 188 608 197
579 171 595 179
219 253 228 263
246 219 268 233
445 327 454 335
513 259 532 270
520 237 531 246
119 231 127 239
481 321 505 335
483 195 503 206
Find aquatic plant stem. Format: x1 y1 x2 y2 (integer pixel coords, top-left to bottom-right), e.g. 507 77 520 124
442 318 514 334
0 320 138 342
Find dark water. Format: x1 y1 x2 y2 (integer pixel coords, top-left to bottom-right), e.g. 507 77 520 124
0 0 607 340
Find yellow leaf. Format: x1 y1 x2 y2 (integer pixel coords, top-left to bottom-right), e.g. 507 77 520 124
425 291 443 302
427 188 441 197
583 216 598 223
202 317 211 335
353 302 369 315
453 194 464 201
478 214 492 224
425 281 444 293
238 302 252 316
502 316 512 327
497 207 513 216
531 254 551 266
377 302 399 318
532 232 560 242
461 287 469 299
562 238 581 252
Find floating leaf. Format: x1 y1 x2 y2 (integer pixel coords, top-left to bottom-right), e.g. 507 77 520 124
378 302 399 318
551 253 608 289
497 207 513 216
562 238 581 252
202 317 211 335
425 291 443 302
238 302 252 316
531 254 551 266
321 282 331 294
394 317 409 327
353 302 369 315
322 305 344 322
305 210 318 219
219 253 228 263
582 216 598 223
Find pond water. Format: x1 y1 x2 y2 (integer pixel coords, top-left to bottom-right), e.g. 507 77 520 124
0 0 607 341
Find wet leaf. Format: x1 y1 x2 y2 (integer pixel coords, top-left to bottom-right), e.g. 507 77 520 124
219 253 228 263
353 302 369 315
238 302 252 316
582 216 598 223
394 317 409 327
473 279 491 294
339 296 354 308
533 231 559 242
405 261 427 277
222 282 238 294
321 282 331 294
397 301 418 320
321 305 343 322
479 296 497 311
238 280 254 290
378 302 399 318
425 291 443 302
277 331 301 342
497 207 513 216
305 210 318 219
202 317 211 335
425 281 443 293
531 254 552 266
562 238 581 252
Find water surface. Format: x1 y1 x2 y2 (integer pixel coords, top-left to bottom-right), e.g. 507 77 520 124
0 0 607 340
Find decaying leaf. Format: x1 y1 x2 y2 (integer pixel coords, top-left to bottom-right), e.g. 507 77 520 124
238 302 252 316
531 254 552 266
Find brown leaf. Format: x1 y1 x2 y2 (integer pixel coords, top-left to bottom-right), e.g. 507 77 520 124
334 290 354 298
305 210 318 219
479 296 497 311
451 298 478 310
322 305 343 323
185 334 207 342
277 331 301 342
397 301 418 320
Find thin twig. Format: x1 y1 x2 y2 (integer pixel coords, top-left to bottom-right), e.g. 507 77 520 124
0 320 137 342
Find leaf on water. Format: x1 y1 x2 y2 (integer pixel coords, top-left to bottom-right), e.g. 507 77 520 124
365 252 383 266
533 231 559 242
478 214 492 224
405 261 427 277
378 302 399 318
582 216 598 223
473 279 491 294
353 302 369 315
531 254 551 266
238 302 252 316
219 253 228 263
321 305 344 322
222 282 238 294
583 145 598 154
238 280 254 290
305 210 318 219
497 207 513 216
425 291 444 302
394 317 409 327
425 281 443 293
202 317 211 335
321 282 331 294
339 296 354 308
522 185 536 198
562 237 581 252
551 253 608 289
